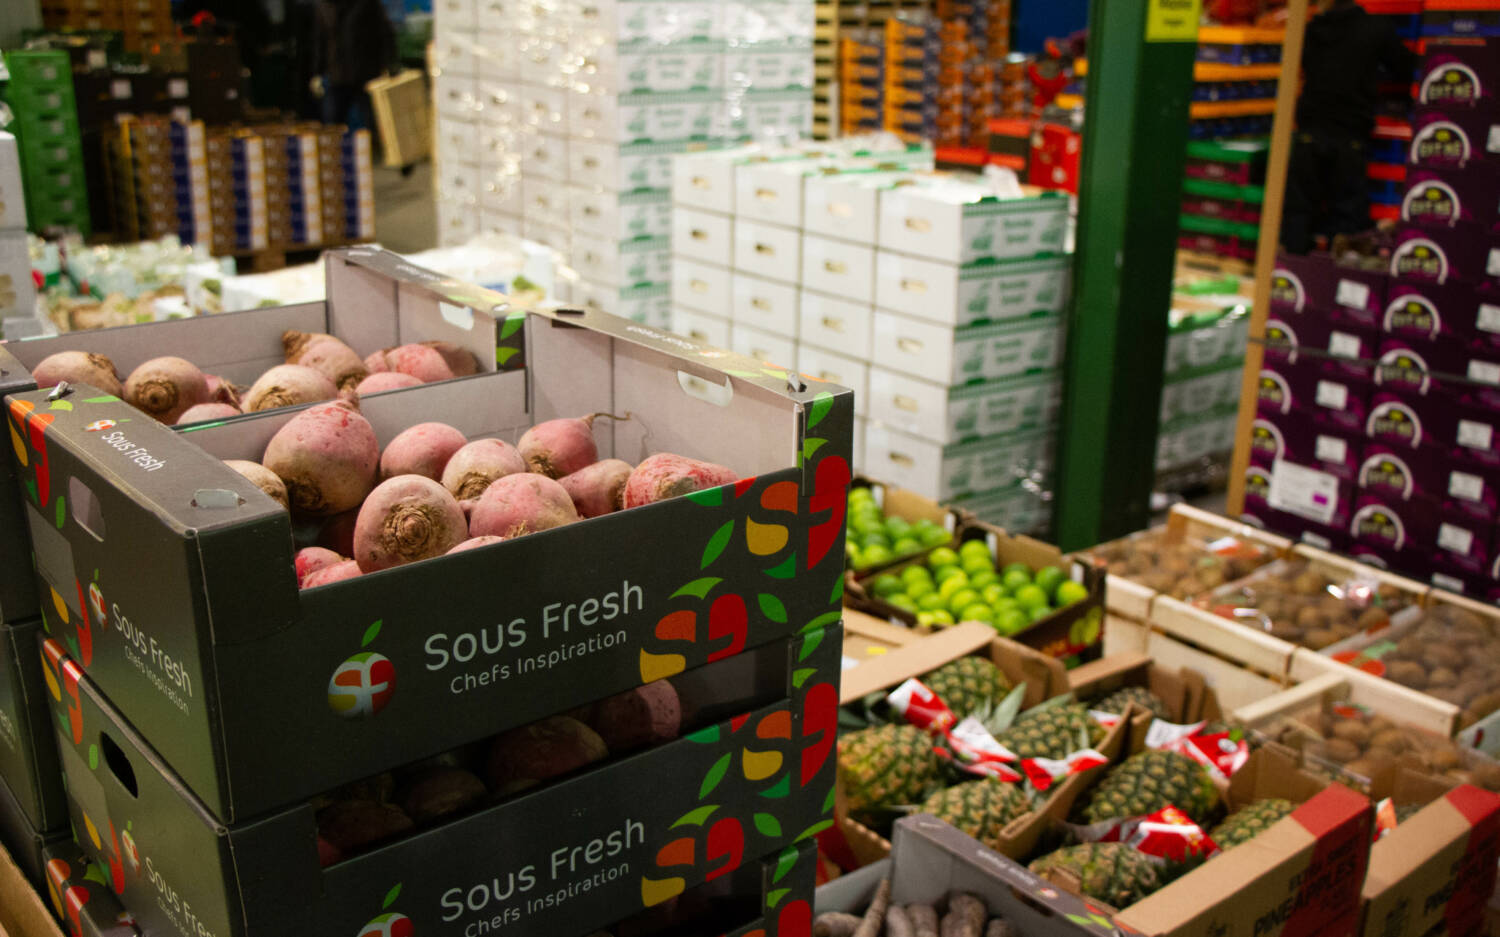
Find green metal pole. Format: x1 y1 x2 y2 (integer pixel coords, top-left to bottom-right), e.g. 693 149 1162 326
1052 0 1200 551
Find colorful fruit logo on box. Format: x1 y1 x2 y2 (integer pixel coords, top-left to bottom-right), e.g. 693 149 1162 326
1384 294 1441 340
1365 401 1424 446
329 620 397 718
357 884 412 937
1403 181 1460 227
1391 238 1449 282
1270 269 1306 311
1422 61 1482 108
1257 371 1292 413
1411 121 1471 167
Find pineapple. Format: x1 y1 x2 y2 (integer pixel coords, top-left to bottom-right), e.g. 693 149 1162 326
922 656 1011 719
1209 799 1294 850
994 703 1106 761
839 725 942 815
1092 686 1169 721
1029 843 1162 909
918 779 1031 851
1079 750 1221 826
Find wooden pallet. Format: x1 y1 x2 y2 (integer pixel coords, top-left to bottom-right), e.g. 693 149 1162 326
230 239 375 274
813 0 932 138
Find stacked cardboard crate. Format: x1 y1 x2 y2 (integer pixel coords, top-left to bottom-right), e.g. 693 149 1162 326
39 0 172 52
108 115 212 245
430 0 816 325
0 134 36 333
2 50 91 236
1156 291 1249 491
0 249 850 937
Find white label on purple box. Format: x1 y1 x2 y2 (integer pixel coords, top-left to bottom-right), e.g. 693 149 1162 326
1328 332 1361 359
1269 459 1341 525
1471 360 1500 385
1316 380 1349 410
1336 279 1371 311
1316 435 1348 464
1451 471 1486 502
1480 303 1500 334
1490 249 1500 278
1460 419 1495 451
1434 572 1467 592
1439 522 1476 555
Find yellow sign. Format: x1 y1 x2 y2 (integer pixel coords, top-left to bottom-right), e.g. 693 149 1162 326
1147 0 1203 41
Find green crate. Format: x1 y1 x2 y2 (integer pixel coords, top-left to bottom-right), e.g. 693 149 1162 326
1184 138 1268 164
26 164 87 202
2 81 77 117
1182 177 1265 203
3 50 74 89
27 202 91 237
1178 212 1260 241
11 109 79 147
17 134 84 172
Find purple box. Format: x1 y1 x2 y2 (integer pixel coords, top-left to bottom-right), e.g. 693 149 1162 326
1402 165 1500 230
1264 313 1378 380
1243 462 1274 513
1418 39 1500 113
1241 505 1351 554
1366 391 1431 446
1349 541 1434 581
1410 108 1500 170
1257 360 1372 434
1271 252 1388 326
1374 337 1453 397
1430 391 1500 466
1383 279 1500 346
1249 414 1361 482
1428 509 1496 574
1350 493 1440 556
1392 223 1500 284
1359 435 1500 521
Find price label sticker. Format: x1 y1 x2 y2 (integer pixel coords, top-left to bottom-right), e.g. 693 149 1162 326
1316 435 1349 464
1270 460 1342 525
1459 419 1495 451
1316 381 1350 410
1328 332 1362 358
1336 279 1372 310
1479 303 1500 334
1471 360 1500 385
1440 522 1476 556
1450 471 1486 501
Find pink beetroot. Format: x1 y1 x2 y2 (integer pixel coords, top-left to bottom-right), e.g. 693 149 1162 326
283 330 369 393
559 459 633 518
440 438 526 500
124 356 210 424
203 374 241 408
365 344 455 384
422 340 480 377
353 475 468 572
32 351 123 397
469 473 579 540
586 680 681 754
295 546 345 585
623 454 739 508
355 372 423 396
446 535 505 554
224 459 289 509
518 413 626 478
319 510 359 556
302 560 363 589
380 422 467 482
263 401 379 516
177 402 241 425
243 364 339 412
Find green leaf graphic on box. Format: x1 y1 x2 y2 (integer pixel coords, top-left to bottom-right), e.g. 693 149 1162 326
83 864 107 885
496 347 520 366
758 593 787 623
362 620 383 648
49 399 72 411
55 495 66 530
798 628 824 662
687 725 719 744
822 786 836 813
765 553 797 579
65 633 79 660
702 521 733 569
795 819 834 842
383 883 402 909
686 486 723 507
802 438 826 461
725 369 761 378
24 478 36 506
773 846 799 883
830 575 844 604
807 391 834 429
767 887 790 908
673 577 721 600
672 805 718 828
759 774 790 799
82 396 119 404
753 813 781 838
792 667 815 688
700 753 732 798
88 744 98 771
802 610 840 634
761 368 787 381
501 313 526 339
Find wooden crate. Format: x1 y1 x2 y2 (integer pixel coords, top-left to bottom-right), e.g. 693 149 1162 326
367 68 431 168
1237 670 1460 748
0 843 60 937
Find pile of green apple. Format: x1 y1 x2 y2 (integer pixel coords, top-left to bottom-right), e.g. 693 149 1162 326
846 487 953 570
867 539 1091 635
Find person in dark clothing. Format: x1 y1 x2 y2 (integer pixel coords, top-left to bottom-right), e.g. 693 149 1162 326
1281 0 1417 254
310 0 397 131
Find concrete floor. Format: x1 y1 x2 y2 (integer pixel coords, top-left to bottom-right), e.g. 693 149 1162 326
372 160 438 254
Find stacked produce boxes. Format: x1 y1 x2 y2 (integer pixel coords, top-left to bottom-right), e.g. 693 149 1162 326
1156 287 1250 491
430 0 816 324
109 115 212 246
0 133 36 331
39 0 173 52
0 249 851 936
2 50 91 237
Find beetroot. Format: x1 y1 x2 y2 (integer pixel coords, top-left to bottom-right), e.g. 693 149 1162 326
469 473 579 540
399 766 488 825
353 475 468 572
263 401 379 516
319 509 359 556
441 438 526 500
486 716 608 795
203 373 241 408
177 402 241 425
295 547 345 585
447 535 505 554
283 330 368 392
316 801 414 856
624 454 738 508
422 340 480 377
124 356 210 424
380 422 467 482
243 364 339 412
355 371 423 396
518 413 624 478
559 459 633 518
224 459 288 509
32 351 123 397
587 680 681 754
302 559 363 588
365 344 455 383
316 836 343 868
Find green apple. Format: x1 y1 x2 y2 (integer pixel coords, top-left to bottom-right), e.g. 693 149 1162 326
906 580 936 600
918 592 948 612
888 595 919 613
1034 566 1066 599
1002 562 1032 579
893 537 922 556
1056 580 1091 607
872 574 903 597
996 609 1030 635
960 540 992 560
968 570 1000 590
948 589 981 615
933 565 966 585
1030 604 1052 623
930 609 956 626
1002 569 1033 593
981 584 1006 604
960 603 995 624
901 564 933 585
928 547 960 569
1014 585 1049 611
937 573 971 599
862 544 893 567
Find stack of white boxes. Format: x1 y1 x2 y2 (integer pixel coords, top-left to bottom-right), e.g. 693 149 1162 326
430 0 817 326
0 133 37 338
671 148 1075 535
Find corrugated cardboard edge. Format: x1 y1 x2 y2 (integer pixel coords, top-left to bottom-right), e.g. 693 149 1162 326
0 841 62 937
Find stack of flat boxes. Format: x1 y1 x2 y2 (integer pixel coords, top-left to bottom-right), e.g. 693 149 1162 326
1156 299 1248 484
1249 37 1500 598
0 134 37 331
207 130 268 254
2 50 91 236
39 0 172 51
114 116 212 245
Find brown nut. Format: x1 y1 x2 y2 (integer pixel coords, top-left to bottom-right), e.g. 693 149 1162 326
399 766 488 825
1305 628 1341 650
1427 667 1459 688
1356 606 1389 630
1320 738 1363 763
1422 645 1466 671
1331 720 1373 747
1385 661 1428 689
317 800 415 855
1296 606 1327 630
1370 728 1412 755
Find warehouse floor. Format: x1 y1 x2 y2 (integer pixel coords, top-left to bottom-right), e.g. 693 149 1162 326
372 159 437 254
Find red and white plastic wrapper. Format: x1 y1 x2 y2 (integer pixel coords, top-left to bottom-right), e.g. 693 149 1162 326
1090 709 1125 731
1020 749 1109 792
1145 719 1250 783
1373 797 1401 841
888 678 958 733
1068 805 1221 864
